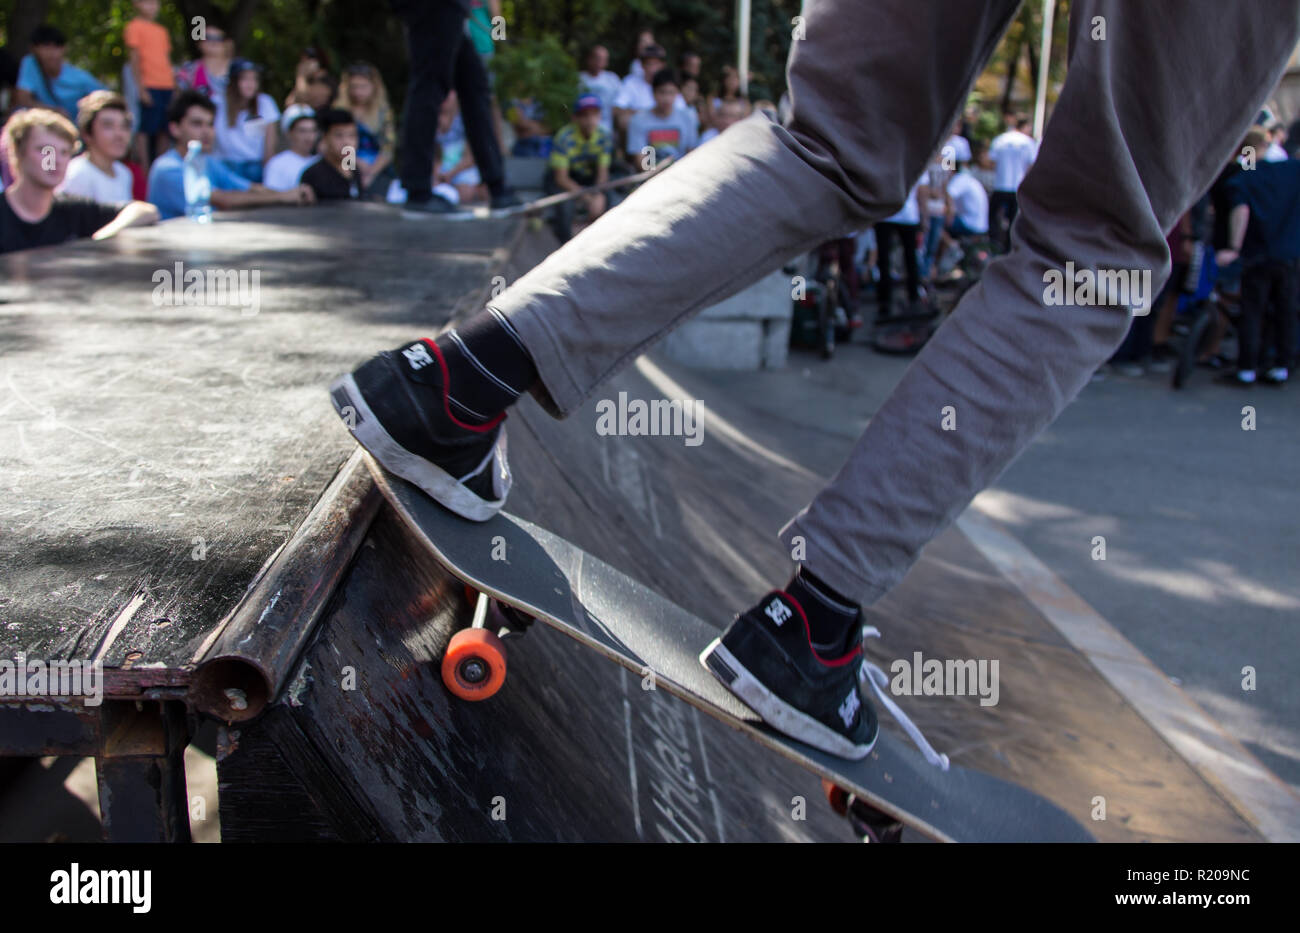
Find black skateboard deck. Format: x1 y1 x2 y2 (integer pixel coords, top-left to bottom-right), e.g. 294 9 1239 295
366 454 1094 842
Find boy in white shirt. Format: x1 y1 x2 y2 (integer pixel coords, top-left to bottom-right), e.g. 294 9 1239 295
58 90 135 205
264 105 320 191
946 165 989 237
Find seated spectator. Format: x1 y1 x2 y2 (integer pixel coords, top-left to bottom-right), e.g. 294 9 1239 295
970 140 997 194
301 108 363 200
1 107 158 254
708 65 745 125
626 70 696 170
337 62 396 196
546 94 613 242
946 162 989 237
284 47 330 109
1265 120 1289 162
301 69 338 112
614 44 685 132
124 0 176 167
507 96 551 158
263 105 319 191
627 30 657 80
214 59 279 182
147 89 313 219
679 75 703 141
698 97 748 145
13 25 105 120
578 44 621 133
436 92 486 204
175 21 234 98
925 159 991 279
58 91 135 205
678 52 702 82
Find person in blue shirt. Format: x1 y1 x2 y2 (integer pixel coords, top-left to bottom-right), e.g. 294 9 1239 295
13 25 105 120
147 89 315 220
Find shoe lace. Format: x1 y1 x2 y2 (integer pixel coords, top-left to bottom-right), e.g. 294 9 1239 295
857 626 951 771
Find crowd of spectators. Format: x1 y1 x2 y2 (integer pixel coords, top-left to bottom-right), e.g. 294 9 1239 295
0 6 1295 386
0 9 769 252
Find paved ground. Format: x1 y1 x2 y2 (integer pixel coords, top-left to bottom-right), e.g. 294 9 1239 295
682 328 1300 796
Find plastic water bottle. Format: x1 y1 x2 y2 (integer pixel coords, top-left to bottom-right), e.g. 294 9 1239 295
183 140 213 223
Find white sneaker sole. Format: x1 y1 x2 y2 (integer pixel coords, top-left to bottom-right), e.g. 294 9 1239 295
329 372 510 522
700 639 875 760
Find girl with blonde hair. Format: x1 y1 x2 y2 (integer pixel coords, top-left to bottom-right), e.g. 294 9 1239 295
336 61 397 194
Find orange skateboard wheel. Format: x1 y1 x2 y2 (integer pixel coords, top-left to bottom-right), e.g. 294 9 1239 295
822 778 850 816
442 628 507 700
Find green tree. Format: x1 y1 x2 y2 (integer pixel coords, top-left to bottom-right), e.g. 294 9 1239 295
1 0 1073 150
489 35 576 132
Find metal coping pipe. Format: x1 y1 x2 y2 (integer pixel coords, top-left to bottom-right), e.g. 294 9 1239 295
189 449 381 722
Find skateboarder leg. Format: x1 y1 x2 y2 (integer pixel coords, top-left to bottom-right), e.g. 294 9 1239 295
334 0 1300 758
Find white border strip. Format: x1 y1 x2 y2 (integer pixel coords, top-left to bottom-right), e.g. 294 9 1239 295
958 503 1300 842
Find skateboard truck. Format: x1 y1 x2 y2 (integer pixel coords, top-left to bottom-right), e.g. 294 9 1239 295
823 779 905 843
492 602 536 641
441 585 537 700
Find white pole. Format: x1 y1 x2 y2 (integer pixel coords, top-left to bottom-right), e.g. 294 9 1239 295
1034 0 1055 140
738 0 751 98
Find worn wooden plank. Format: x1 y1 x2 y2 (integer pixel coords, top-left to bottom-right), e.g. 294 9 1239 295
0 205 514 685
496 344 1264 842
244 504 850 842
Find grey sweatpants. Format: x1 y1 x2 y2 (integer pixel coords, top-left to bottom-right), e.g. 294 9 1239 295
492 0 1300 607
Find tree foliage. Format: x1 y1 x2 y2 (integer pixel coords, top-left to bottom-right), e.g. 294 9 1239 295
1 0 1068 130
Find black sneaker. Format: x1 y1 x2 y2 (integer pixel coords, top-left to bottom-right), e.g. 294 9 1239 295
490 189 523 210
403 193 460 215
700 590 878 759
329 339 511 521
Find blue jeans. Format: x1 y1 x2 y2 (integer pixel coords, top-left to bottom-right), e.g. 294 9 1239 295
947 217 981 238
920 215 945 278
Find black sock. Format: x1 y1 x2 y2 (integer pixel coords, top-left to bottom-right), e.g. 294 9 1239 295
785 566 860 653
432 308 539 426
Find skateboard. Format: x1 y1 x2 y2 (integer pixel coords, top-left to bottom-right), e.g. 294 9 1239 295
364 454 1094 843
410 163 669 222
